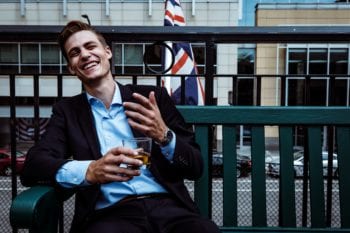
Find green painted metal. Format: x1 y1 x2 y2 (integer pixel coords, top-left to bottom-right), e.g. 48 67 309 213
10 186 59 233
336 127 350 228
177 106 350 125
223 126 237 226
251 126 267 227
194 125 211 218
10 106 350 232
278 126 296 227
307 127 326 228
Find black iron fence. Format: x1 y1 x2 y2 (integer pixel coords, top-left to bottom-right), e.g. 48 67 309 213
1 26 350 232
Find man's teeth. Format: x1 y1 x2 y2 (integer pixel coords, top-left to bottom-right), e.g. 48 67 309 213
84 62 97 70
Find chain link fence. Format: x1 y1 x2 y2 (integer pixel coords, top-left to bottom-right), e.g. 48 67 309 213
2 174 341 232
2 159 341 232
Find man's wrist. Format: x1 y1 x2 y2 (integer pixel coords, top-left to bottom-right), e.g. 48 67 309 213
156 128 174 147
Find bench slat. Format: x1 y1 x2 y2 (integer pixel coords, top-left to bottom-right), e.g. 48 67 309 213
178 106 350 125
279 126 296 227
194 125 211 218
223 126 237 226
251 126 267 227
308 127 326 228
336 127 350 228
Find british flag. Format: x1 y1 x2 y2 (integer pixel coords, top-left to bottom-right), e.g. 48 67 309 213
163 0 205 105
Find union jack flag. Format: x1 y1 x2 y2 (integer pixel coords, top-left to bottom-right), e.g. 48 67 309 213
163 0 205 105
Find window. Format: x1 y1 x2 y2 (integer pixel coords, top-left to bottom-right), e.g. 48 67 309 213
0 43 18 73
235 48 255 106
124 44 143 74
21 44 39 73
238 48 255 74
309 48 327 75
286 46 350 106
192 45 206 74
113 43 208 75
288 48 307 75
330 48 348 75
41 44 60 74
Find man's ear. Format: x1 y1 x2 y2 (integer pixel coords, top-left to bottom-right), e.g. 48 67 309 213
106 46 112 60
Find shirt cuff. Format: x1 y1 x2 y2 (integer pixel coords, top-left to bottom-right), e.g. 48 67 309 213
160 131 176 161
55 160 92 188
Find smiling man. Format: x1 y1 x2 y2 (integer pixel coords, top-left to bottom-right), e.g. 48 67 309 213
20 21 220 233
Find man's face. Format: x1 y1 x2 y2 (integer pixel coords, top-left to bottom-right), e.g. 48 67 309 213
64 30 112 83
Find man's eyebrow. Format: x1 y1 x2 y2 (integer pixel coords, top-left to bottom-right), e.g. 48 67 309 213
84 41 98 47
67 41 97 56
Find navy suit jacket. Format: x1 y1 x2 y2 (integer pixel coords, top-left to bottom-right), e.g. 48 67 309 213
21 82 203 232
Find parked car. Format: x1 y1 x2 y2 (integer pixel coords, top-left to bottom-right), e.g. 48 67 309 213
267 150 338 178
0 149 26 176
212 151 251 178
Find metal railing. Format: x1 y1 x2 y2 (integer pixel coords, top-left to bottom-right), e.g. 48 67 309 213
1 26 350 232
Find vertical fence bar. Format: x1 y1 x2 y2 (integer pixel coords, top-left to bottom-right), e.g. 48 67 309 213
180 75 185 105
325 75 336 227
57 74 64 233
222 126 237 226
280 75 286 106
336 127 350 228
231 75 237 106
156 75 161 87
326 126 334 227
205 41 215 105
57 74 63 100
251 126 267 227
256 75 261 106
33 75 40 142
308 126 326 228
194 125 211 218
132 75 137 85
302 126 309 227
302 75 311 226
10 75 18 233
10 75 17 198
279 126 296 227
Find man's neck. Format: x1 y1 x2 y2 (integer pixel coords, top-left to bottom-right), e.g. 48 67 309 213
84 77 116 109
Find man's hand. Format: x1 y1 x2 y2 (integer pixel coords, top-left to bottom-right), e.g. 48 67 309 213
123 91 167 143
85 147 143 184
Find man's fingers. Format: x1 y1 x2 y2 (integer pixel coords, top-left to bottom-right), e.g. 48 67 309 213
132 92 153 108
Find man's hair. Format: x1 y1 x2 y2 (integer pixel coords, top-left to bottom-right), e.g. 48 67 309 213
58 20 108 61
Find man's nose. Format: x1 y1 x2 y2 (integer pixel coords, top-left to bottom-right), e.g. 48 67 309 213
80 48 90 59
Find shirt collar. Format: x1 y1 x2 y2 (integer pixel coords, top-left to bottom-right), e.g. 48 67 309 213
86 83 122 106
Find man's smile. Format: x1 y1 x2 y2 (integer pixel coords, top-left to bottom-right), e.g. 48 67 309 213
82 61 99 71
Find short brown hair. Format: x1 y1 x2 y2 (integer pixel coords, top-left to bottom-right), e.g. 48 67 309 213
58 20 108 61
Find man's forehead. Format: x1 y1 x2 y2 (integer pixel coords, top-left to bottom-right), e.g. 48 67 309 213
65 30 99 49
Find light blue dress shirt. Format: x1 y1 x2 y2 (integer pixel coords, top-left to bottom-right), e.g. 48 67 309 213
56 84 176 209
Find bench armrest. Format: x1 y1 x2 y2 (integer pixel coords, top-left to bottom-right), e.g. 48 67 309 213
10 186 60 233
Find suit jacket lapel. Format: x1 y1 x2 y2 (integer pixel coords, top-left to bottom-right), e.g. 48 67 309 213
118 83 144 138
76 93 102 160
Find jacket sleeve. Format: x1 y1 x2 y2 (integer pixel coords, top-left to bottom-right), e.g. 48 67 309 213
20 103 72 187
156 86 203 180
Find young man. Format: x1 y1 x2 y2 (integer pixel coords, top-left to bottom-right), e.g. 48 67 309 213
20 20 220 233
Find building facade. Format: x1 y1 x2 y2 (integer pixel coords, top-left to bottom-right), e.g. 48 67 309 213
0 0 350 149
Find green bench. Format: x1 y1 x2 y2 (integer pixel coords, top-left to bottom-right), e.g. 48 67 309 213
10 106 350 232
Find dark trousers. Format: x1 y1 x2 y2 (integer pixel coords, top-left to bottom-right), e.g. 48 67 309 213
84 196 220 233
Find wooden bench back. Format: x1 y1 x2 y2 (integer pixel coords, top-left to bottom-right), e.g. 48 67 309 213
178 106 350 231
